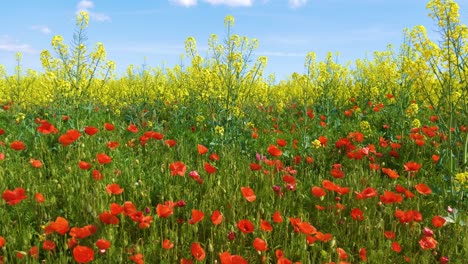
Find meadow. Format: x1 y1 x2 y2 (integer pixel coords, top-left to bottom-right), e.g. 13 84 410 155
0 0 467 263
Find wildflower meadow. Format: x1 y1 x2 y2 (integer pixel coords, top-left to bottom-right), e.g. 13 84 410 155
0 0 467 263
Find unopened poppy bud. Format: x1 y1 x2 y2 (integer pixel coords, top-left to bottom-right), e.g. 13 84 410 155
176 200 186 207
439 256 449 264
189 171 199 178
208 241 214 252
423 227 434 237
227 231 235 241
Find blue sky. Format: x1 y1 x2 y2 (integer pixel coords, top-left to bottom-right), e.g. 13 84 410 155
1 0 467 80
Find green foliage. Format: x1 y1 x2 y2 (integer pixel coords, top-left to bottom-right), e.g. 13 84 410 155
0 1 467 263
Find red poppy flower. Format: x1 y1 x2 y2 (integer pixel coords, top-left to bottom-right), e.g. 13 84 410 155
162 239 174 250
419 236 438 250
164 139 177 147
104 122 115 131
73 246 94 263
106 141 119 149
237 219 255 234
47 216 69 235
395 209 423 224
355 187 378 199
250 163 262 171
137 215 153 229
204 162 217 174
2 187 28 205
197 144 209 155
127 124 138 133
34 193 45 203
10 140 25 151
351 208 365 221
336 186 350 195
384 231 396 240
322 180 339 192
380 191 403 204
28 246 39 258
219 252 248 264
30 159 43 168
209 153 220 161
241 187 256 202
404 161 422 174
432 215 446 228
99 211 119 225
58 129 81 146
110 203 124 215
129 253 144 264
318 136 328 146
315 232 333 242
96 153 112 164
92 169 103 181
106 183 124 195
260 219 273 232
282 175 296 185
277 138 287 147
79 161 92 170
330 165 345 178
336 247 347 260
43 240 55 251
211 210 223 225
391 241 402 252
169 161 186 176
253 237 268 251
272 211 283 223
96 239 111 252
382 168 400 179
0 236 5 248
311 186 326 197
297 221 317 235
147 131 164 140
267 144 282 157
191 242 206 261
359 248 367 262
84 126 99 136
180 258 193 264
415 183 432 195
156 202 174 218
69 225 98 239
37 120 58 134
121 201 135 216
188 209 204 224
315 205 325 210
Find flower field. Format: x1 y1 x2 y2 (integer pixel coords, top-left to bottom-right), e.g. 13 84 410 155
0 0 467 263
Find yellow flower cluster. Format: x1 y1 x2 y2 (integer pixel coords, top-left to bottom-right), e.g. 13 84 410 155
0 1 466 116
360 121 372 134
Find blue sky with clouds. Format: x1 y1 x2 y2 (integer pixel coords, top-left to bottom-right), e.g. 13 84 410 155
1 0 467 80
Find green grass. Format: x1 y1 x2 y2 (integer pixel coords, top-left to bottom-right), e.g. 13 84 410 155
0 98 466 264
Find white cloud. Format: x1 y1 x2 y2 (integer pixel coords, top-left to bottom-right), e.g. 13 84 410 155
260 51 305 57
203 0 253 6
31 25 52 35
76 0 111 22
77 0 94 10
0 35 36 54
169 0 254 7
289 0 307 8
170 0 198 7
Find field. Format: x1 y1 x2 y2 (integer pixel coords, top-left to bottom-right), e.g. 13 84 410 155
0 0 467 263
